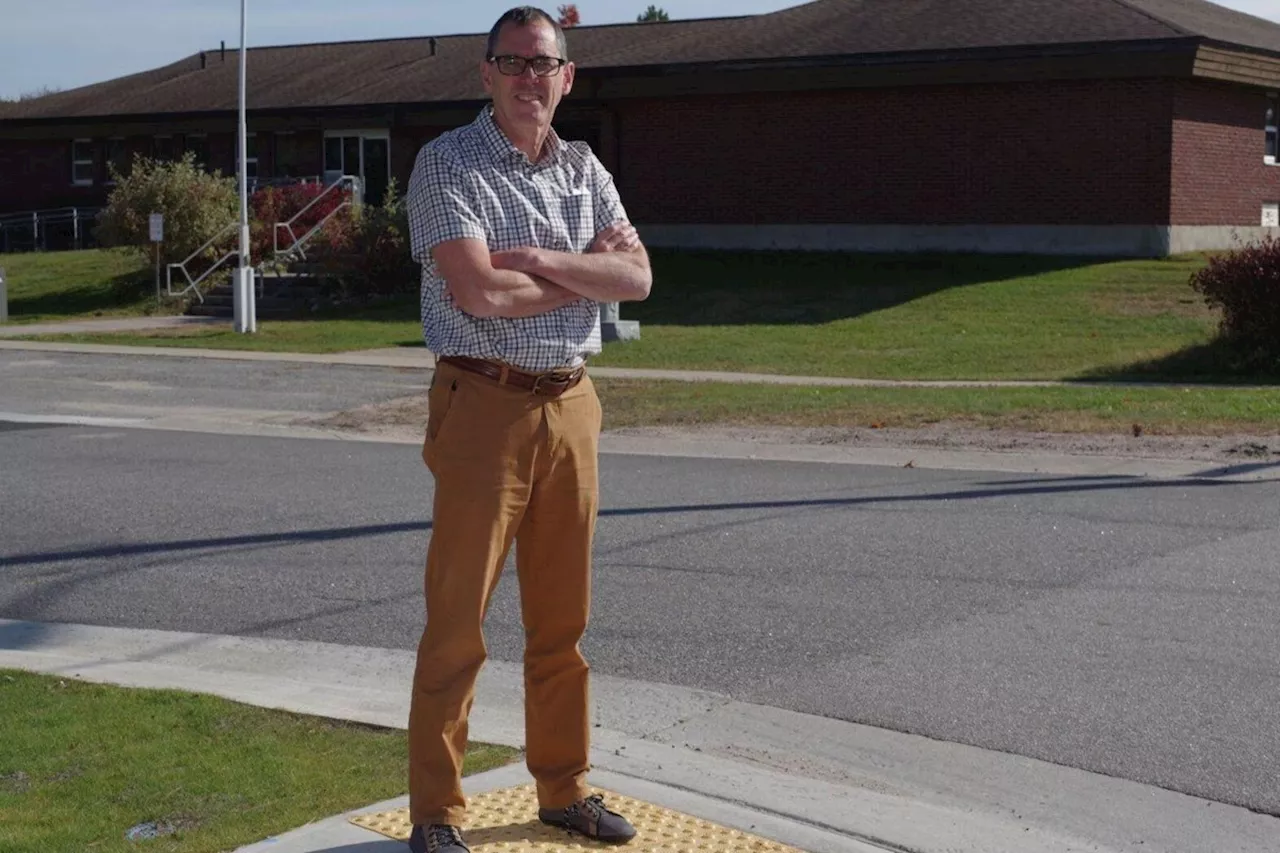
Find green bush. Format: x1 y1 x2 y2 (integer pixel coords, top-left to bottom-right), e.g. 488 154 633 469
1190 235 1280 370
313 179 417 300
95 153 239 270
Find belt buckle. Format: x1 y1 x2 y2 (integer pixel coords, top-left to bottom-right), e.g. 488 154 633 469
531 368 576 396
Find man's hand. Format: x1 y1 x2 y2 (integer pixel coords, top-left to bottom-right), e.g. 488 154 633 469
589 222 640 254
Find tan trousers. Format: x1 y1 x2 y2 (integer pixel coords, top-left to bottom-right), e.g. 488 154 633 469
408 360 601 827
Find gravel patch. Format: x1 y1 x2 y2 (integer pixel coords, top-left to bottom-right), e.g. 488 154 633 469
309 396 1279 464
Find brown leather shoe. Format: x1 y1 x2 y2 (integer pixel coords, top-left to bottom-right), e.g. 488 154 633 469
538 794 637 844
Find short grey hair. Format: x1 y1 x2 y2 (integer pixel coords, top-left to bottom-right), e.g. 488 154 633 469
486 6 568 60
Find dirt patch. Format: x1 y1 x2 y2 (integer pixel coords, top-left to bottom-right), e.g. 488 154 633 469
609 424 1279 464
0 771 31 793
316 395 428 432
308 395 1279 464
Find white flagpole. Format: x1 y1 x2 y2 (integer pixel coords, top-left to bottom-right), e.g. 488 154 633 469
233 0 256 333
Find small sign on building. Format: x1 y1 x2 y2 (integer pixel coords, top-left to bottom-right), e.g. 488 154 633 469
1263 202 1279 229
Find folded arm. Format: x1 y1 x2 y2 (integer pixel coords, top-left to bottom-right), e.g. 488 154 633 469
432 238 582 319
492 222 652 303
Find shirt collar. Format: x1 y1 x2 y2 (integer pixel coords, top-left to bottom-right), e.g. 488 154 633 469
478 104 562 166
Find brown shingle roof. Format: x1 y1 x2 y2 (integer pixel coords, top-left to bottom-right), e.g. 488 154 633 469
4 0 1278 122
1121 0 1280 53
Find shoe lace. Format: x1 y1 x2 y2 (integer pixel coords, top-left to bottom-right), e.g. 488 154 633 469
574 794 607 819
426 825 464 851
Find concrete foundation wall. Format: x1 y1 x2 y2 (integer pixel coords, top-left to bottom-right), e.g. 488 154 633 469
639 224 1280 257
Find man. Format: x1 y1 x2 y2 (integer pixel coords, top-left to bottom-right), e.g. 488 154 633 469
404 7 652 853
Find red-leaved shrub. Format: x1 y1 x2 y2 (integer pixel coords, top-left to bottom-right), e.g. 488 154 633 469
250 181 352 262
1189 235 1280 366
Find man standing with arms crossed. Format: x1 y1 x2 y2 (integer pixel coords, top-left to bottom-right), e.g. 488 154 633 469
404 7 651 853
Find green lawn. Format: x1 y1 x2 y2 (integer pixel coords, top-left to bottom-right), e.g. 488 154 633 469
595 379 1280 435
11 249 1231 382
593 251 1222 381
0 247 177 323
0 669 517 853
9 247 1260 385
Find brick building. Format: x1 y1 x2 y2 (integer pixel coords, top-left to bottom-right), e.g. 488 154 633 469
2 0 1279 256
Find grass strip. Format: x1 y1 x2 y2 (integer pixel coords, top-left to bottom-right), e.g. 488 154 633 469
594 379 1280 435
0 669 516 853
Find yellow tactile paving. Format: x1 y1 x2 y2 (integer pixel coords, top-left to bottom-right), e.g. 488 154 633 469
350 784 804 852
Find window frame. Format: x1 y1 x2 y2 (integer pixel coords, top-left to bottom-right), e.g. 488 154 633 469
272 130 303 178
71 138 95 186
185 133 210 169
1267 93 1278 166
153 135 175 162
105 137 128 185
240 132 258 181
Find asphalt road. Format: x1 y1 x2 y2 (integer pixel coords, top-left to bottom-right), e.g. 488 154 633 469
0 347 429 420
3 410 1279 818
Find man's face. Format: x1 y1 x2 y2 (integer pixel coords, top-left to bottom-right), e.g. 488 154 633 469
482 21 574 131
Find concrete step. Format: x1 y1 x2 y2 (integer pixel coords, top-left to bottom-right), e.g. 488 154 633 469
186 303 318 319
187 271 327 318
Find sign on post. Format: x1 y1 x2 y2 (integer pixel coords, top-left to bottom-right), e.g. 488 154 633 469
149 213 164 300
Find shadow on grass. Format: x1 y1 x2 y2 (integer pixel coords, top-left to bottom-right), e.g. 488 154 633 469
1077 337 1280 385
9 270 152 319
265 251 1116 331
628 249 1118 327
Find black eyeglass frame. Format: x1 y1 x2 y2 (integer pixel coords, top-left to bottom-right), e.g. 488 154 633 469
486 54 569 77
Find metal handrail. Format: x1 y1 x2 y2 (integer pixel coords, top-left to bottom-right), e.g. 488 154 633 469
0 207 83 225
165 221 239 303
0 206 99 253
272 175 360 262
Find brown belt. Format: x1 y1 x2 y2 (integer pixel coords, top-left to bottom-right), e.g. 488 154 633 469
437 356 585 397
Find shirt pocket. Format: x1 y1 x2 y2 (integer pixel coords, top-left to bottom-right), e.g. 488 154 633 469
556 185 594 253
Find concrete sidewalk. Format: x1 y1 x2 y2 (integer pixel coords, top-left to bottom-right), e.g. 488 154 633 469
0 314 226 338
1 618 1273 853
0 330 1263 391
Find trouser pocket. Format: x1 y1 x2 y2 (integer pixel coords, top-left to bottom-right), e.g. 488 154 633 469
422 369 459 471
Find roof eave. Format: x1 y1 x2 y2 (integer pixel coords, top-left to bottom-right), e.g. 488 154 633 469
575 35 1206 79
4 35 1259 129
1192 41 1280 88
0 98 492 130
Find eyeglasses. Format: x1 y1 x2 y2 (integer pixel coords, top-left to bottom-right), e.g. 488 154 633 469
487 54 568 77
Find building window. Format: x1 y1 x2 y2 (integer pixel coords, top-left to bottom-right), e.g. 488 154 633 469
324 135 362 177
1267 94 1277 165
274 131 303 178
106 138 129 182
185 133 210 168
238 133 258 180
71 139 95 185
153 135 175 161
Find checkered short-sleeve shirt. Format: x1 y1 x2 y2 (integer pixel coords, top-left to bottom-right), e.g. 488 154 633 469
406 106 629 372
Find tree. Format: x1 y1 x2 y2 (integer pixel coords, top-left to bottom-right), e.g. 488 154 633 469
558 4 581 27
0 85 63 103
636 5 669 22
